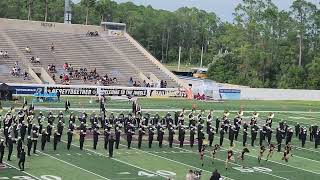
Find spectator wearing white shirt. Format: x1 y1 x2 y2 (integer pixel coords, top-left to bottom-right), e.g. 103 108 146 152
0 50 3 57
35 56 40 63
25 46 31 53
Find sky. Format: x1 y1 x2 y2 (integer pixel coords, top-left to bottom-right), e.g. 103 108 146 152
72 0 320 22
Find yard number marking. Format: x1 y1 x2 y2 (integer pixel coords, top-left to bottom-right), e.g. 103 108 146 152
233 167 272 173
138 170 176 177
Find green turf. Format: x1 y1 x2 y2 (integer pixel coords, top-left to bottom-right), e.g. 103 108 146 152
2 96 320 111
1 97 320 180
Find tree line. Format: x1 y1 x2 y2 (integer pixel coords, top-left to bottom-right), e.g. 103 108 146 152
0 0 319 89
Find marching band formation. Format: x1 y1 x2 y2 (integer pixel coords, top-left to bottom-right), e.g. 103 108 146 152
0 103 320 171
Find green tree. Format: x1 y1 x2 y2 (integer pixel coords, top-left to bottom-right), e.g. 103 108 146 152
305 57 320 89
81 0 96 25
290 0 317 66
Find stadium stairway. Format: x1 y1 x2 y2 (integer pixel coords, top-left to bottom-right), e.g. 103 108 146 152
0 31 36 84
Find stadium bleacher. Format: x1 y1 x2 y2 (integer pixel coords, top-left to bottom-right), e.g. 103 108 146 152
0 18 185 88
0 32 35 83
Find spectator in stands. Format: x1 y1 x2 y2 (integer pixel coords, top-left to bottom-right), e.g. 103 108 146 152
51 43 55 52
11 65 21 77
164 81 167 88
25 46 31 53
128 77 133 87
0 50 8 58
3 51 8 58
30 56 35 63
156 80 161 88
35 56 40 63
63 63 67 69
47 64 56 72
112 77 117 84
86 30 99 37
142 80 147 87
24 72 29 80
150 80 155 87
68 64 73 71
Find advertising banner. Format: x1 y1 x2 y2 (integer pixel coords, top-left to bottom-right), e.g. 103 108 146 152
219 89 241 100
47 86 97 96
12 86 44 95
9 83 187 98
100 88 147 97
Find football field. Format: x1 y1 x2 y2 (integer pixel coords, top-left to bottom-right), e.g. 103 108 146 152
1 97 320 180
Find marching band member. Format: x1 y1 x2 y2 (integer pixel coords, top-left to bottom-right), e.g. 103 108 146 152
266 112 274 128
93 128 101 150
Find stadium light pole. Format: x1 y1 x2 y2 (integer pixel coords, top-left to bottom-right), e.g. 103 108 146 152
64 0 72 24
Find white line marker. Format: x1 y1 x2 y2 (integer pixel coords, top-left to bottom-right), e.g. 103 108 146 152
37 150 110 180
119 144 235 180
217 137 320 175
61 140 167 179
76 153 82 156
4 162 41 180
172 146 287 180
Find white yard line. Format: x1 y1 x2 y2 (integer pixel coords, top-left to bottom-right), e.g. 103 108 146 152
4 162 41 180
36 150 111 180
118 144 235 180
167 145 289 180
207 133 320 173
220 144 320 176
60 140 168 179
293 146 320 153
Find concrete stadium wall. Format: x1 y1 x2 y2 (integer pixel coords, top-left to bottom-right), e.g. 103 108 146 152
178 76 320 101
239 88 320 101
